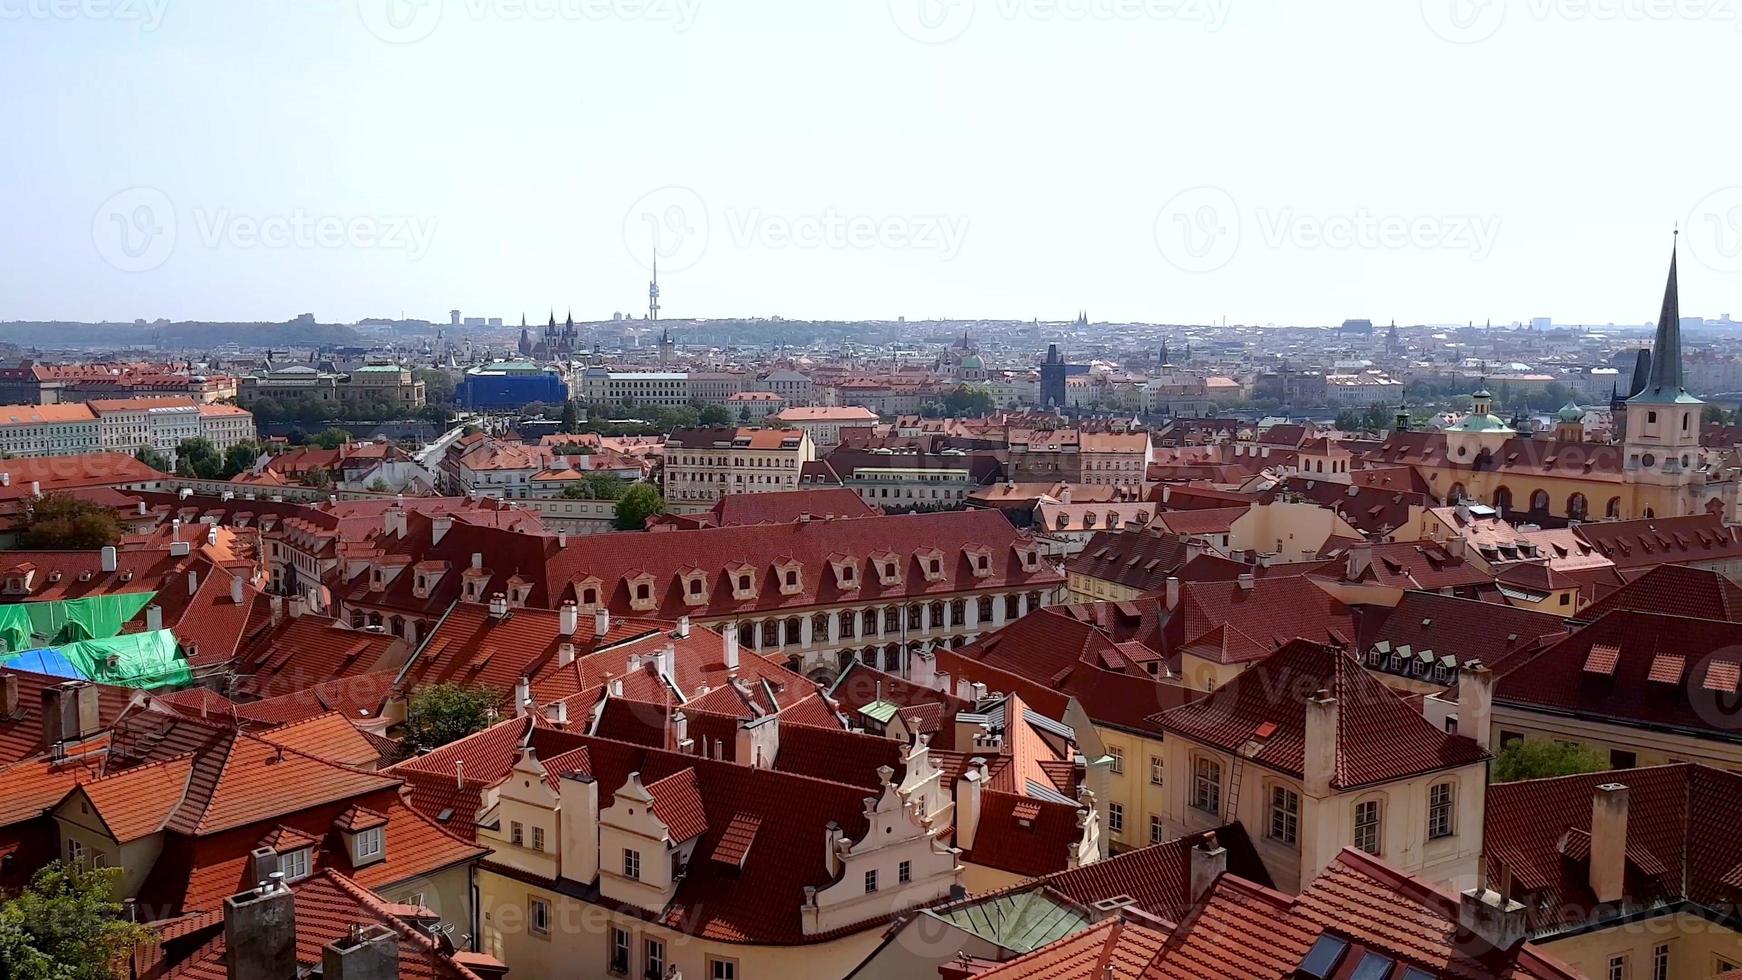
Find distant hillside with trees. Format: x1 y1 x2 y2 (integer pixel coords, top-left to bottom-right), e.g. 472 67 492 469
0 318 362 348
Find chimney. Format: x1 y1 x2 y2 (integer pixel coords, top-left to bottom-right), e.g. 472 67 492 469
247 847 279 886
546 700 569 728
556 530 567 548
558 601 578 636
471 552 483 570
430 515 452 546
1457 887 1527 951
40 684 67 750
488 593 509 619
1 672 16 720
1164 576 1181 609
455 760 465 790
558 773 601 884
659 642 676 681
29 480 39 497
1189 832 1227 903
1346 543 1373 580
0 472 8 486
321 923 400 980
187 569 200 594
676 615 691 638
146 604 163 632
1303 689 1338 797
1444 535 1467 559
1457 661 1493 750
231 574 245 605
722 622 740 672
1236 572 1256 591
287 596 306 620
557 642 576 667
1590 782 1630 905
224 875 296 980
170 539 191 558
1059 486 1072 505
100 546 117 573
594 609 611 638
514 676 531 718
955 760 986 851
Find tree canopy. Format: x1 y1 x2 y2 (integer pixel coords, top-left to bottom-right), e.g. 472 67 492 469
561 472 626 501
0 861 148 980
312 428 353 450
132 445 170 472
1491 739 1611 782
173 437 223 480
401 683 502 756
20 493 122 550
613 484 666 530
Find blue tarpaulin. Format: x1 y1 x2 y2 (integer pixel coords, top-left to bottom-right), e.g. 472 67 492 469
0 647 87 680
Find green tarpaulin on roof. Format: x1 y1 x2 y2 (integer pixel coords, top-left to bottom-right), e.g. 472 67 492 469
51 629 190 690
0 592 158 652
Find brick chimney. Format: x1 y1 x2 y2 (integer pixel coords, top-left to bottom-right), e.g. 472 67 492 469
1590 782 1630 905
224 875 296 980
1303 689 1339 797
1457 661 1493 750
1 672 16 721
1189 832 1227 903
321 923 400 980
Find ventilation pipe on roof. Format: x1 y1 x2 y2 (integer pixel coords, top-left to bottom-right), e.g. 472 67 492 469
489 593 509 619
1457 887 1527 951
557 530 568 548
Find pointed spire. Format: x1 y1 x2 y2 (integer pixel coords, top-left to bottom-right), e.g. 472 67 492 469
1640 231 1684 397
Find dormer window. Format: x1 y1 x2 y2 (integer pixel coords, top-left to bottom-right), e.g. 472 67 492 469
354 827 383 864
281 847 311 881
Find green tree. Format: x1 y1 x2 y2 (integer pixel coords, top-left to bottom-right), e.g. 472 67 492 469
0 861 148 980
698 404 732 426
401 683 502 756
613 484 666 530
1492 739 1611 782
299 468 333 490
559 400 581 434
561 472 626 501
1703 404 1732 427
19 493 123 550
941 385 993 417
1334 409 1364 432
367 478 391 493
220 440 263 479
414 368 456 406
174 437 223 480
312 427 353 450
133 445 171 472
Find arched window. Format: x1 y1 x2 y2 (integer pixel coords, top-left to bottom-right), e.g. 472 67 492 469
1530 489 1550 513
1448 483 1466 503
1606 497 1622 519
1567 493 1588 521
1492 486 1513 513
1643 507 1656 519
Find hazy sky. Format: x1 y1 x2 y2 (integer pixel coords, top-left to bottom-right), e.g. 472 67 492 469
3 0 1740 327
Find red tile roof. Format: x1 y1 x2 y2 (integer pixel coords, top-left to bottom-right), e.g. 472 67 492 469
1156 640 1488 790
1575 563 1742 623
1173 575 1358 664
1570 513 1742 571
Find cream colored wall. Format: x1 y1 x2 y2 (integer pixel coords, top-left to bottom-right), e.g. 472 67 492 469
1540 912 1742 980
1093 725 1170 855
1065 573 1145 604
51 797 164 899
1156 738 1485 894
1490 707 1742 770
478 870 887 980
1229 501 1363 563
958 861 1028 895
1179 654 1247 694
374 864 474 941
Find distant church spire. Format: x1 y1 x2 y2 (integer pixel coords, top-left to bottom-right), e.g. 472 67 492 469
1639 231 1685 398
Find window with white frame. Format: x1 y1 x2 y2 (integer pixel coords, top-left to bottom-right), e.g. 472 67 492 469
1150 815 1164 844
1191 757 1221 813
510 821 524 846
1427 782 1456 840
531 826 545 852
1268 785 1300 845
709 958 737 980
609 927 630 974
1354 800 1382 855
1109 802 1125 834
624 848 641 880
899 860 912 884
281 847 311 881
355 827 384 862
1109 746 1124 774
528 897 551 936
864 869 878 893
1608 953 1628 980
1150 756 1163 786
645 938 665 980
1651 943 1669 980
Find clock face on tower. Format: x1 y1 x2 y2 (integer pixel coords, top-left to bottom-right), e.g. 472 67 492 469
1641 453 1656 468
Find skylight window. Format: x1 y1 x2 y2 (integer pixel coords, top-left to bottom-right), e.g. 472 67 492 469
1297 934 1348 979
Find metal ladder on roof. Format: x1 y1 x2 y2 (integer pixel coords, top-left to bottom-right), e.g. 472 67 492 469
1223 754 1245 823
